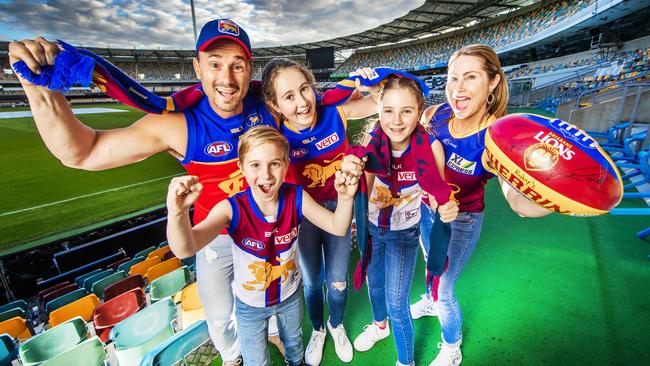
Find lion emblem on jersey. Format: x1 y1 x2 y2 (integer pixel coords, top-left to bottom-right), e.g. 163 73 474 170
371 185 414 209
303 153 344 188
242 255 297 291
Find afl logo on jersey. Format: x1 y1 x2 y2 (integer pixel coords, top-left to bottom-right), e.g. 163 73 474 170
291 148 308 158
243 238 265 251
247 113 263 127
205 141 233 157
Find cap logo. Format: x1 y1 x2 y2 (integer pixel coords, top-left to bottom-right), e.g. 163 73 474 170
218 19 240 36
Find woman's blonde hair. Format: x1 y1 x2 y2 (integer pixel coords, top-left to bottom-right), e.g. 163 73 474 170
448 44 509 118
238 126 289 163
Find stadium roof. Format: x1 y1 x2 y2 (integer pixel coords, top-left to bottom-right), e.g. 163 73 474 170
253 0 532 57
0 0 532 60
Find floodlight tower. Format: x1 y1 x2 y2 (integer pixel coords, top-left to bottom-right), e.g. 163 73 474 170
190 0 198 45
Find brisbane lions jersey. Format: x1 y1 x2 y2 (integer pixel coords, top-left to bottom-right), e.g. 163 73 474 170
227 184 303 307
425 103 495 213
180 91 276 224
283 105 349 203
368 141 433 230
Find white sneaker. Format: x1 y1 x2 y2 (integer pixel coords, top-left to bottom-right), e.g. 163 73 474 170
353 321 390 352
410 294 437 319
429 342 462 366
304 327 326 366
327 319 353 362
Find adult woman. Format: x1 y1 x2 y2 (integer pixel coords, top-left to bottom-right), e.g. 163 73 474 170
410 44 550 366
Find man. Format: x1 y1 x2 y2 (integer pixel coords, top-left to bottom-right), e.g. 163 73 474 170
9 19 275 366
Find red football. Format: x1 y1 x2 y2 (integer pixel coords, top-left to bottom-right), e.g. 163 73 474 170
483 114 623 216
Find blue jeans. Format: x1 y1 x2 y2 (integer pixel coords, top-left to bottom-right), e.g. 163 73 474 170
298 200 352 330
419 204 484 345
235 288 304 366
367 223 419 365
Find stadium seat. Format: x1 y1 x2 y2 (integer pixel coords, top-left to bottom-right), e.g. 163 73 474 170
110 298 176 366
157 241 169 248
74 268 103 287
118 257 146 274
146 246 171 261
93 288 147 342
0 333 17 366
48 294 99 327
38 282 72 303
0 300 29 316
140 320 210 366
0 308 27 324
39 337 105 366
129 257 161 278
149 266 192 303
145 257 181 283
18 316 88 365
0 317 32 341
182 255 196 272
82 269 115 292
173 282 205 330
162 249 176 261
91 270 127 299
134 246 157 259
106 257 132 272
45 288 88 315
41 283 80 308
103 274 145 302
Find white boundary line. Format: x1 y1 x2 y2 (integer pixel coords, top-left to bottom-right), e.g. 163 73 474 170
0 173 182 218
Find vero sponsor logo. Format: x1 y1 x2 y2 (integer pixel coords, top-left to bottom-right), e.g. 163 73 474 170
274 227 298 245
315 133 339 150
205 141 233 157
397 171 416 181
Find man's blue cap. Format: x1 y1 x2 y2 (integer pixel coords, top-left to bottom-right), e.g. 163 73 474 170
196 19 252 60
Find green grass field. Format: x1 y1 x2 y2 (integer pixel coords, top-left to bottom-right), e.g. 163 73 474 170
0 104 185 253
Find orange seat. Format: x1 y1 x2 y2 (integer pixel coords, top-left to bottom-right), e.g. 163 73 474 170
146 246 171 261
48 294 100 327
173 282 205 330
146 257 182 282
128 256 161 278
0 316 32 340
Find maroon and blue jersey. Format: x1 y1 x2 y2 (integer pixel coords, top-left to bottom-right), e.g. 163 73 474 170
425 103 496 213
227 184 303 307
283 105 349 203
180 89 277 225
368 135 435 230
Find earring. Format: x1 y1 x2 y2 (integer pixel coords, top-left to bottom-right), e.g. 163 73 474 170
487 91 495 106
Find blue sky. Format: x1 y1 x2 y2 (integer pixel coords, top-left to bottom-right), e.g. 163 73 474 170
0 0 423 49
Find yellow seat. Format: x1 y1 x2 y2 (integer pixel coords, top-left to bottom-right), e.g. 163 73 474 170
146 257 181 282
0 316 32 340
49 294 99 327
146 246 171 261
173 282 205 330
128 256 161 278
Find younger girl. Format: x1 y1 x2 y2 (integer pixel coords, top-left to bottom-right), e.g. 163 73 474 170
351 76 459 366
261 58 378 364
166 126 358 366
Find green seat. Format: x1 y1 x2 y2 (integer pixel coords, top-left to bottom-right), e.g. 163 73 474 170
110 299 175 366
45 288 88 314
40 337 105 366
0 308 27 324
18 316 88 365
140 320 209 366
118 257 146 274
91 271 127 299
82 269 114 292
74 269 102 287
0 300 29 316
0 333 17 366
134 246 156 259
149 266 191 303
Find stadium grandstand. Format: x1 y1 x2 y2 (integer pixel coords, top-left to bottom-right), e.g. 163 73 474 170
0 0 649 365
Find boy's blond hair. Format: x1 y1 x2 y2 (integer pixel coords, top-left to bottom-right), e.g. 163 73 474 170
238 126 290 162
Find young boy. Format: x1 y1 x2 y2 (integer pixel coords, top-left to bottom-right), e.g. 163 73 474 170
166 126 358 366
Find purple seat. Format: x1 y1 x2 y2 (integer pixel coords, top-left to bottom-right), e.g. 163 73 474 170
102 274 144 302
106 257 132 272
38 281 72 303
41 283 80 308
